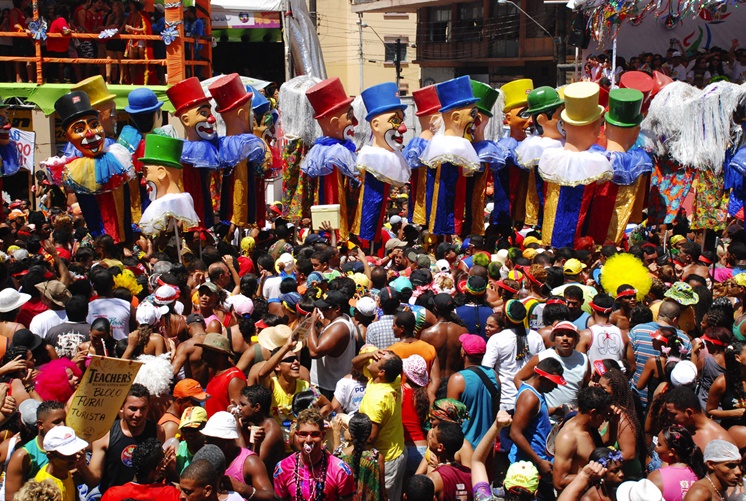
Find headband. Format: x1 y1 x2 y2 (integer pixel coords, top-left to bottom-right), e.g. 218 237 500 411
534 367 566 385
652 330 670 343
429 399 470 425
522 267 544 288
589 301 613 315
546 298 566 306
496 280 519 295
699 255 713 265
296 303 312 316
616 289 637 299
702 334 727 347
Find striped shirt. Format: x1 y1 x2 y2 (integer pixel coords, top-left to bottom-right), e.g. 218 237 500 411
629 321 692 405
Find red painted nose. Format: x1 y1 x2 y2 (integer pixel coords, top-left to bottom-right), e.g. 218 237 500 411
1 123 10 130
85 129 96 138
207 115 216 124
398 123 407 133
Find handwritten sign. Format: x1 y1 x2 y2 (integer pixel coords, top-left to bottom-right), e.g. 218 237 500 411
67 356 142 443
9 128 35 173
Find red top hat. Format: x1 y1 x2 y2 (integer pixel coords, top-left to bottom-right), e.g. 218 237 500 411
167 77 210 115
306 77 354 119
598 85 610 109
208 73 253 114
652 71 673 98
620 71 654 112
412 85 441 116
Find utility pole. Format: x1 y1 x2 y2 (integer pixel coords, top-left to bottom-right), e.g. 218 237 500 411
394 38 403 94
358 13 364 93
309 0 317 27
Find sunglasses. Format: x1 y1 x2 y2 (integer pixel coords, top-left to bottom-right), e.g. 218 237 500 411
281 356 299 364
296 430 323 438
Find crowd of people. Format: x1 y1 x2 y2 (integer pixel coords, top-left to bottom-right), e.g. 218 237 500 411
0 190 743 501
584 39 746 89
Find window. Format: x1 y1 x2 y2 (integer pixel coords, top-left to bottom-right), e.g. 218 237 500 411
384 36 408 63
427 7 451 43
453 1 482 42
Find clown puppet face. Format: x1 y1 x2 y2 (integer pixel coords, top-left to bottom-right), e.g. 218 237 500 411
66 114 105 157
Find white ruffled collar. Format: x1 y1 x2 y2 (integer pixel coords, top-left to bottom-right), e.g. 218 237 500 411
356 145 411 187
538 148 613 187
421 134 481 173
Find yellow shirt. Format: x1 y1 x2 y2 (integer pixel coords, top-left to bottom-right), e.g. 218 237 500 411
650 302 696 333
35 464 76 501
358 378 405 462
268 376 310 425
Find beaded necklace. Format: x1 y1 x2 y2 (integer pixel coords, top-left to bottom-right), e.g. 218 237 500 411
293 449 328 501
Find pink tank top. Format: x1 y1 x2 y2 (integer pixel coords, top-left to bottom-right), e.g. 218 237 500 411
225 447 256 484
659 465 698 501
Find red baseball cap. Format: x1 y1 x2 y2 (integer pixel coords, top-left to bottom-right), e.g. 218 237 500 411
173 378 209 401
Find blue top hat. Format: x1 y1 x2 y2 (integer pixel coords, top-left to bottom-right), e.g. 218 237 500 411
436 76 480 113
361 82 407 122
125 88 164 115
247 86 271 117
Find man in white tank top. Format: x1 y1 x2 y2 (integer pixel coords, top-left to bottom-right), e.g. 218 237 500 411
577 293 629 366
307 290 356 400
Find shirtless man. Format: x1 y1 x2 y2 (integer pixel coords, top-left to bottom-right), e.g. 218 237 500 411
420 293 468 395
171 314 209 387
684 440 742 501
678 242 710 280
552 386 613 492
609 285 636 333
663 386 735 452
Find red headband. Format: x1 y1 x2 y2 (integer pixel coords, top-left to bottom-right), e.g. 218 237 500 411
521 267 544 288
699 255 713 265
616 289 637 299
702 334 727 347
534 367 566 385
546 298 566 306
496 280 519 295
651 330 670 343
296 303 312 316
589 301 613 315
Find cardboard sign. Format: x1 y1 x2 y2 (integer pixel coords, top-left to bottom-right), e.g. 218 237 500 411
67 356 142 443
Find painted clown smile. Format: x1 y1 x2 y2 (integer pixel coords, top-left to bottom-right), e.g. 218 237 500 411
343 124 355 139
196 122 216 140
81 134 104 154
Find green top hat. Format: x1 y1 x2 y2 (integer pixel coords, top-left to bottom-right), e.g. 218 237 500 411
605 88 644 128
471 80 499 117
138 134 184 170
526 86 564 116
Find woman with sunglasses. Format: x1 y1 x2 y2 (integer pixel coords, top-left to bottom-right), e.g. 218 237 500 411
274 407 356 501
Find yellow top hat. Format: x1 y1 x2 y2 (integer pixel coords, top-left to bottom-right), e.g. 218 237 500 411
556 85 567 100
560 82 604 127
501 79 534 112
70 75 116 107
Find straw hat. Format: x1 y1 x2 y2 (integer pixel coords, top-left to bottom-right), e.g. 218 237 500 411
257 325 301 353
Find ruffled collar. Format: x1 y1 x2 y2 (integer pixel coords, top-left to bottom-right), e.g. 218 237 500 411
42 142 135 194
300 138 358 179
593 144 653 185
139 192 201 235
538 146 613 187
421 134 480 173
515 135 565 169
356 145 410 187
402 137 429 169
182 139 220 169
218 134 267 171
0 143 21 176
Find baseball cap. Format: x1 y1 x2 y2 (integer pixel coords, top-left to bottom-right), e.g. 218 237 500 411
416 254 431 269
551 320 579 338
174 378 209 401
563 258 586 275
12 249 28 261
186 313 205 325
179 406 208 429
198 282 221 295
385 238 407 252
436 242 458 259
43 426 89 456
230 296 254 317
275 253 295 274
390 215 402 225
459 334 486 356
315 290 348 309
201 411 239 440
433 293 455 312
136 302 169 326
435 259 450 273
19 399 41 428
504 461 540 494
410 269 432 287
670 360 698 387
305 233 328 245
355 296 377 317
378 287 401 308
523 236 541 248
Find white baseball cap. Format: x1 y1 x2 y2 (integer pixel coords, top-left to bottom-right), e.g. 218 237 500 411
136 302 168 326
201 411 239 440
355 296 377 317
43 426 88 456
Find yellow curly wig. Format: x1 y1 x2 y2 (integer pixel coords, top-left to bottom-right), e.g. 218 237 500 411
600 253 652 301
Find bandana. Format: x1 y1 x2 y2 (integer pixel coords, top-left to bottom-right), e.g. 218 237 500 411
616 289 637 299
534 367 566 385
546 298 566 306
589 301 613 315
429 398 470 425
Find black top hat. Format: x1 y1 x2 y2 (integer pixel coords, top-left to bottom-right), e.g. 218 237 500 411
55 91 99 129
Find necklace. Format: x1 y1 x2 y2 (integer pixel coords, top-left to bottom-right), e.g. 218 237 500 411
293 450 328 501
706 474 725 500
